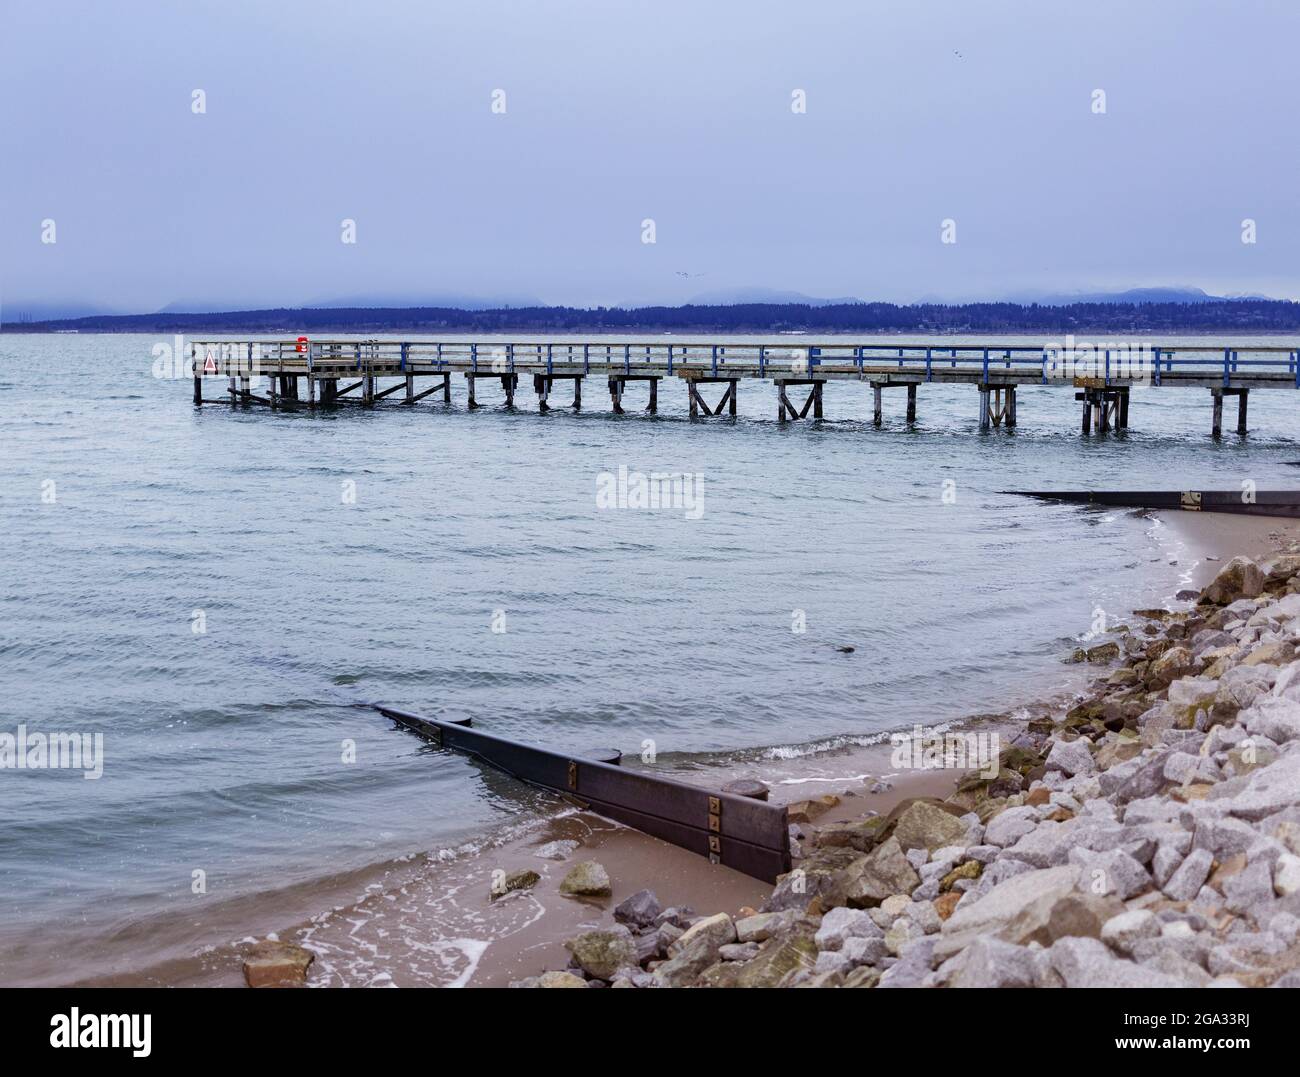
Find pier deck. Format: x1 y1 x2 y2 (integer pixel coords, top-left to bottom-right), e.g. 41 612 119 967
190 339 1300 436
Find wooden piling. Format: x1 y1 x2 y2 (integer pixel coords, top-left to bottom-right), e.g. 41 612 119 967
873 384 883 426
687 377 736 417
466 374 478 409
1238 389 1249 435
193 373 202 406
609 378 624 414
906 383 917 423
979 387 991 431
1212 389 1223 438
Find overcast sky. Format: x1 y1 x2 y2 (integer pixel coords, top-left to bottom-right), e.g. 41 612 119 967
3 0 1298 316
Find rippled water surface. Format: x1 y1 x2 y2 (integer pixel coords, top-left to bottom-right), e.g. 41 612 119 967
1 332 1296 980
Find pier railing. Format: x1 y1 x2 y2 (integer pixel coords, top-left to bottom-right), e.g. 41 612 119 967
192 338 1300 388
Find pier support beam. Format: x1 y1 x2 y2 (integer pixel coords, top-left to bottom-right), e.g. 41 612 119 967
978 384 1016 430
533 373 583 412
866 381 914 426
403 372 451 405
193 373 202 406
775 379 822 422
241 375 251 406
1210 387 1249 437
687 377 738 418
608 375 660 414
1075 384 1129 435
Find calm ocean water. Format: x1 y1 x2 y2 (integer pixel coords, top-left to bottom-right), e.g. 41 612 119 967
1 332 1296 983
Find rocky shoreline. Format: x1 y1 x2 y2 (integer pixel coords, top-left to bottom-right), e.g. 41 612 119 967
514 546 1300 989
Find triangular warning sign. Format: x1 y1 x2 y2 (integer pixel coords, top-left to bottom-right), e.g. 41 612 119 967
202 350 217 375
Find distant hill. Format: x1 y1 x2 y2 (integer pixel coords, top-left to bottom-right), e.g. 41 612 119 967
1 301 124 322
685 287 865 307
7 298 1300 334
153 292 544 314
1008 287 1278 306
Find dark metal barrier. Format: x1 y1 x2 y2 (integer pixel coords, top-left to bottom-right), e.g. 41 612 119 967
1008 489 1300 519
376 705 791 883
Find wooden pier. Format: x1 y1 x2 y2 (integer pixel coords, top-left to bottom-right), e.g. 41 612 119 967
190 339 1300 437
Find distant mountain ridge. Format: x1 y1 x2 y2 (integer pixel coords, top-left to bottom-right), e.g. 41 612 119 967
1007 287 1277 306
7 296 1300 334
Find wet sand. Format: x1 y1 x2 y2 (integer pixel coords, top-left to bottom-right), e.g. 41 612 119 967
1159 509 1300 586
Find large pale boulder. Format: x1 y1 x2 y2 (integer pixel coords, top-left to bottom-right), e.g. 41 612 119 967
891 800 968 853
668 912 735 957
828 837 921 908
943 936 1038 988
935 865 1079 960
564 926 638 981
1221 751 1300 821
1201 557 1264 606
733 931 818 987
559 860 612 897
1046 737 1095 777
1048 936 1189 988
